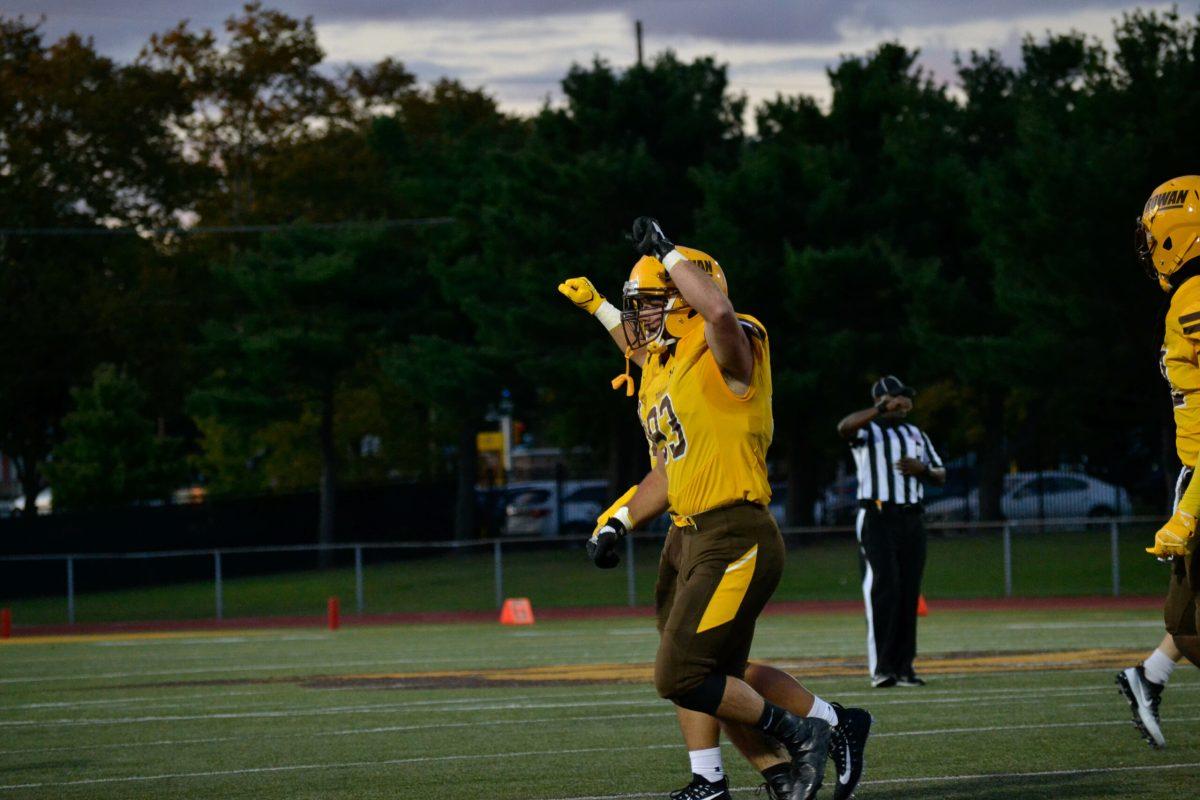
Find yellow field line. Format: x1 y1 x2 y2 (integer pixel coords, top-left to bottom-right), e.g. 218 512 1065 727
332 647 1146 685
0 630 279 646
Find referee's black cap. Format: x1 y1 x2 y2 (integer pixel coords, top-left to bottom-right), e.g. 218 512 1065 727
871 374 916 400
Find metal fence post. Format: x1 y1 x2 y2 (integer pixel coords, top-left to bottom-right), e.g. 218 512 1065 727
1002 524 1013 597
493 540 503 609
625 533 636 607
66 557 75 624
354 546 365 614
1110 521 1121 597
214 551 223 620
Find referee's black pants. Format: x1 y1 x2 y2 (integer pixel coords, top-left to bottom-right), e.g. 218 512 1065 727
855 502 926 680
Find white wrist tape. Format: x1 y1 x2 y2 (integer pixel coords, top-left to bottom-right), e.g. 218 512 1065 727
661 249 687 272
613 506 634 530
594 300 622 331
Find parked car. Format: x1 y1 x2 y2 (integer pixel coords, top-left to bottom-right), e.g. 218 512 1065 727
812 477 860 526
476 485 534 537
502 479 789 537
767 483 788 528
924 471 1131 522
8 488 52 516
504 480 611 537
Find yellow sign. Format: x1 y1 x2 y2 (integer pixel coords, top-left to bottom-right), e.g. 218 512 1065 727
476 431 504 452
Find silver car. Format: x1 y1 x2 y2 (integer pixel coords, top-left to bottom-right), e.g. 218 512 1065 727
504 480 611 537
924 471 1131 522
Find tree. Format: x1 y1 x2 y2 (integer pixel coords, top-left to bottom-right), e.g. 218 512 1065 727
0 17 194 515
191 225 412 548
461 53 747 494
45 365 185 511
694 43 966 520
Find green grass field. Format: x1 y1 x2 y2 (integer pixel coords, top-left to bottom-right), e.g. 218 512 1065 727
1 606 1197 799
0 523 1171 624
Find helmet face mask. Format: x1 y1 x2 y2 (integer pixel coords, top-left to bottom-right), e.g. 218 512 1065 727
621 285 674 350
1135 219 1159 283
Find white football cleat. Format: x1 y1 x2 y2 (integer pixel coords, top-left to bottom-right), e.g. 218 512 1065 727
1116 665 1166 749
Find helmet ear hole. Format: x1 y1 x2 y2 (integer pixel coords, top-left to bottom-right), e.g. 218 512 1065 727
686 310 697 319
1165 236 1174 251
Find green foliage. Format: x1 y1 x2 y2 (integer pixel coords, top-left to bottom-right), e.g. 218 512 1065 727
0 17 198 511
6 4 1200 523
44 365 185 511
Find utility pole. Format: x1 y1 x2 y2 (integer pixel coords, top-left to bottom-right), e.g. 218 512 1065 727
635 20 644 66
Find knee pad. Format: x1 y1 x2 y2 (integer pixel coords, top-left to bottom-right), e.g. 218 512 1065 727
669 672 727 715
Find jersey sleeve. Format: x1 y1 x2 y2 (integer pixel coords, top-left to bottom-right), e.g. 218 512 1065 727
1174 279 1200 344
921 431 944 468
738 317 767 344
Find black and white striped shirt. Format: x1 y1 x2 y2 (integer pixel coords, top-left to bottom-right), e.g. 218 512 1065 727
850 421 943 505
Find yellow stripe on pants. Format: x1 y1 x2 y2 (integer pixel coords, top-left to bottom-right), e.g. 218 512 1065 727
696 545 758 633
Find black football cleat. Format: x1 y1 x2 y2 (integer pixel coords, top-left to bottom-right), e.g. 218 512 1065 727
829 703 873 800
774 717 831 800
1116 665 1165 748
669 774 731 800
759 768 796 800
895 674 926 687
871 674 896 688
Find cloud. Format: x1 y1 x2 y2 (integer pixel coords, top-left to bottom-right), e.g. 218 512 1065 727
6 0 1184 121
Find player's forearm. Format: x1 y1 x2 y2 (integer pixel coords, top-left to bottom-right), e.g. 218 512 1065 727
671 258 736 325
926 467 946 486
837 407 879 439
559 276 646 365
627 464 669 525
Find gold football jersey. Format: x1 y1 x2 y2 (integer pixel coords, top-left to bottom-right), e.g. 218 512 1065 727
637 314 773 518
1162 276 1200 466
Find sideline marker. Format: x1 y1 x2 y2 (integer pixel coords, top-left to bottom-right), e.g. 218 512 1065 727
917 594 929 617
499 597 535 625
327 596 340 631
1 608 10 639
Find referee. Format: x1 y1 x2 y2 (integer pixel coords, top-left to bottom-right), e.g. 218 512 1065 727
837 375 946 688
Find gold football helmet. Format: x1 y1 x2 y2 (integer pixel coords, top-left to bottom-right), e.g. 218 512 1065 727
1137 175 1200 291
620 246 727 351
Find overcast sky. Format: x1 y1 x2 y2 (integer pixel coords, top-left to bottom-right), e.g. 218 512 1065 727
8 1 1189 115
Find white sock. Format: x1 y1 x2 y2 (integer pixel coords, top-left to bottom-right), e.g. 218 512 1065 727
1144 648 1178 686
688 746 724 783
807 696 840 728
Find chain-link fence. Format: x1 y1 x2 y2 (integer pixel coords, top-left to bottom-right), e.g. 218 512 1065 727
0 516 1173 627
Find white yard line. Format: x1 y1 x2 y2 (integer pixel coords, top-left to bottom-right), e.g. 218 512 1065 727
0 698 664 729
7 699 1198 757
0 711 675 755
540 763 1200 800
8 681 1194 729
0 685 643 716
0 686 662 725
3 744 1196 793
0 653 645 684
1002 621 1164 630
0 745 647 791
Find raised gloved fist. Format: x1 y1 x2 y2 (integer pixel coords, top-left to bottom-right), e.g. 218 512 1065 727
631 217 675 260
1147 509 1196 560
586 516 627 569
557 276 606 315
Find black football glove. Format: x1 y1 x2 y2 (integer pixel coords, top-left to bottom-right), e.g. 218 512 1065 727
586 517 627 569
632 216 675 260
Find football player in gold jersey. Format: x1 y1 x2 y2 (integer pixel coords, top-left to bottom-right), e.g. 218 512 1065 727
558 220 869 800
1117 176 1200 749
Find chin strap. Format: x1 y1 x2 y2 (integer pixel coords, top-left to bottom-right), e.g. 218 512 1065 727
611 347 636 396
